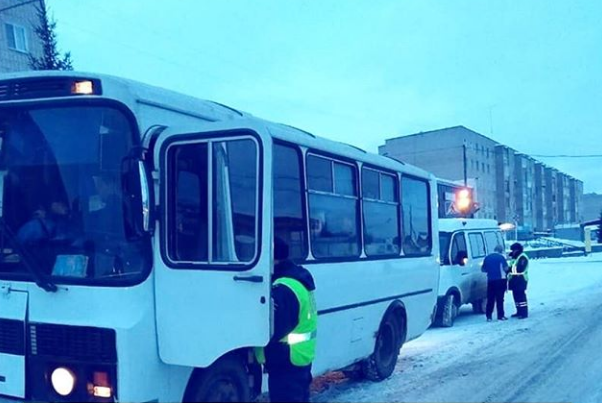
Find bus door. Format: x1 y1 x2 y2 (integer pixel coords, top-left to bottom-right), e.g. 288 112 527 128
152 123 272 368
0 284 28 398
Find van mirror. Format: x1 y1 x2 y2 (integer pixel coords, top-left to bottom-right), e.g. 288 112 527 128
455 251 468 266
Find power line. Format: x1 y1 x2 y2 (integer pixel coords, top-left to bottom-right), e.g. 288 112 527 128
532 154 602 158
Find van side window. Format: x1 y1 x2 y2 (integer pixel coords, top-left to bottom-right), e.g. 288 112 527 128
468 233 486 258
450 233 467 265
484 231 500 254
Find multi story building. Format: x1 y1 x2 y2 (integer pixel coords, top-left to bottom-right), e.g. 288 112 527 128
583 193 602 222
0 0 44 73
378 126 498 220
380 125 584 232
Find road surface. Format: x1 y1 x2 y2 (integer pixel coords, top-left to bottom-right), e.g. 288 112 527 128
314 255 602 403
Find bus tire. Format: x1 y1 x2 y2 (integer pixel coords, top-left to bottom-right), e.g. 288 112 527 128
184 355 251 403
472 298 487 314
362 310 403 381
440 293 458 328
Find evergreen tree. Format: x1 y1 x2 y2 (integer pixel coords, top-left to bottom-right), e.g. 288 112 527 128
29 4 73 70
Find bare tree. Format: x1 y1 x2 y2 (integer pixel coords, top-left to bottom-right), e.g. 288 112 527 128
29 3 73 70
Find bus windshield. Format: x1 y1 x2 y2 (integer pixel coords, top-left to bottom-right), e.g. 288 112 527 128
0 104 149 285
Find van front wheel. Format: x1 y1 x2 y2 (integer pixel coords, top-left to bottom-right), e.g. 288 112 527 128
440 294 458 327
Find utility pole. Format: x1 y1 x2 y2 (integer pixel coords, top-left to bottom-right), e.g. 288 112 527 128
463 140 468 187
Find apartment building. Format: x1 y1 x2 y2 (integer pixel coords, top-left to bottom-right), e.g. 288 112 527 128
380 126 584 231
0 0 43 73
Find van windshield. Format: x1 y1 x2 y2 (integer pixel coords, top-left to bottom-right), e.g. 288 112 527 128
0 104 150 286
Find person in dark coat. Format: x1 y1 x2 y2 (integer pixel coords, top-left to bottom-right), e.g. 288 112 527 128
260 238 317 402
508 242 529 319
481 244 509 321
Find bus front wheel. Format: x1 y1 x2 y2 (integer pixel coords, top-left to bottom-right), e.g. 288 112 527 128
185 355 251 403
362 311 404 381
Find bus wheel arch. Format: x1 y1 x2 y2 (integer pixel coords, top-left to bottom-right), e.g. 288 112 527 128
362 301 406 381
182 350 255 403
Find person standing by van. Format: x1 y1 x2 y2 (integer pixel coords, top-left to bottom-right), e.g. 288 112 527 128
508 242 529 319
481 245 509 321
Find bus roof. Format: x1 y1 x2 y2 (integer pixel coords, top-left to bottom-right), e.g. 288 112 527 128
0 70 434 180
439 218 500 232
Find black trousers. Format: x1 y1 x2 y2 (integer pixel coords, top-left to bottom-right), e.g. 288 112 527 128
486 279 507 319
509 277 528 318
512 288 529 318
268 365 312 402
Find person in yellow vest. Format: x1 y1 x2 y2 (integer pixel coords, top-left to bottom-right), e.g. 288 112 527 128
257 238 317 402
508 242 529 319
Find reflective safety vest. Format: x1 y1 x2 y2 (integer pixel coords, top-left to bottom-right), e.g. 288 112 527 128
509 253 529 282
256 277 318 367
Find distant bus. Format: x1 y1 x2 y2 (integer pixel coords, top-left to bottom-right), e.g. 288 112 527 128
0 72 439 402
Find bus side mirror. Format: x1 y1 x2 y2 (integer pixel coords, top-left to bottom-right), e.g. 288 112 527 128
121 155 154 239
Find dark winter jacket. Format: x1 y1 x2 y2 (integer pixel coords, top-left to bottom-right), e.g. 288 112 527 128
265 259 316 373
481 252 509 281
508 254 529 291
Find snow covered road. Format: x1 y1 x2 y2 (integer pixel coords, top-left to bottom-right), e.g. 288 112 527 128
314 253 602 403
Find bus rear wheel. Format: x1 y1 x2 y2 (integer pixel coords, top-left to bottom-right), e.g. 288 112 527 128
362 311 403 381
185 355 251 403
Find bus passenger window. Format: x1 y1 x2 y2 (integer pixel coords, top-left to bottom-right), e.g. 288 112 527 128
166 138 259 266
362 168 400 257
167 144 209 262
212 140 258 263
401 177 432 256
273 144 308 260
307 155 360 259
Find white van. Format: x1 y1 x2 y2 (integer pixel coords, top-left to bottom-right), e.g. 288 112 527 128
433 218 505 327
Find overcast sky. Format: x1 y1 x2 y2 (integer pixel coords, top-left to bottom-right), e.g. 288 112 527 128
48 0 602 192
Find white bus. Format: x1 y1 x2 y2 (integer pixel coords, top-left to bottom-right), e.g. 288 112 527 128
0 71 439 402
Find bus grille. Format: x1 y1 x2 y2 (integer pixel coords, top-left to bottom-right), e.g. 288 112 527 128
0 319 25 355
29 323 117 364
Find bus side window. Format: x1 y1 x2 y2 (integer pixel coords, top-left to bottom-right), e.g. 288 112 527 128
273 143 308 260
401 176 432 256
168 144 209 262
307 155 360 259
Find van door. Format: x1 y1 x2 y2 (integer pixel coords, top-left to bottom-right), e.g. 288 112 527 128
152 123 271 368
0 285 28 399
449 232 470 303
467 232 487 302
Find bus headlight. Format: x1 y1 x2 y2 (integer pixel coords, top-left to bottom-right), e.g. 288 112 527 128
51 367 76 396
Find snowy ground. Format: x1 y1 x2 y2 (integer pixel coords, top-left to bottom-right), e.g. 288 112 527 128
313 252 602 403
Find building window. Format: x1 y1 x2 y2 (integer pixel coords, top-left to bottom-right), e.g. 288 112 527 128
5 23 29 53
307 154 360 259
